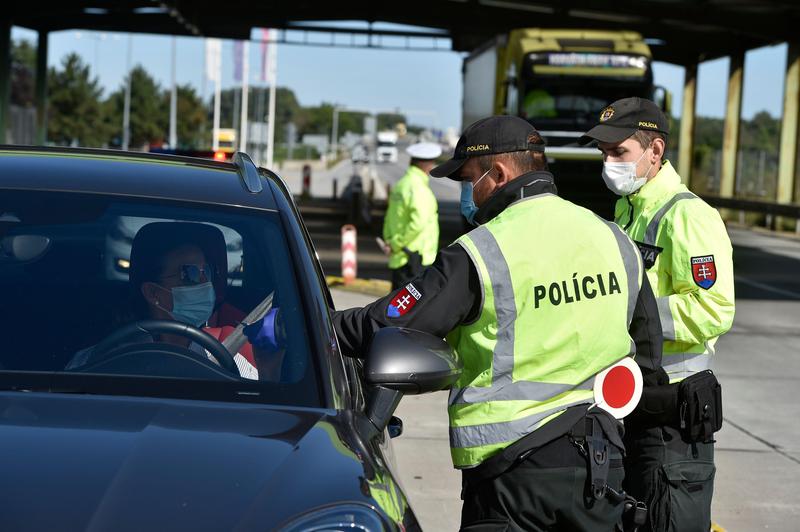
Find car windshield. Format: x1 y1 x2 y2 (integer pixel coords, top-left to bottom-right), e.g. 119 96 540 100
0 190 320 407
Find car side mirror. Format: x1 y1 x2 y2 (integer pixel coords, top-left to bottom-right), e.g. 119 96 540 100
364 327 461 433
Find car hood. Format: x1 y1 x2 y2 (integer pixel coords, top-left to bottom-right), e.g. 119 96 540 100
0 391 380 531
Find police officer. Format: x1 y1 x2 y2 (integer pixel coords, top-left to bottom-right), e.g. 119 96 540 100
580 97 735 532
383 142 441 289
335 116 664 531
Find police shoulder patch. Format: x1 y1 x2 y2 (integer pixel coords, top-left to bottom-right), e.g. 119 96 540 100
634 240 663 270
387 283 423 318
691 255 717 289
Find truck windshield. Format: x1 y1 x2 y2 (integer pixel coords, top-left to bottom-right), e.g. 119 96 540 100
521 84 651 122
519 52 653 127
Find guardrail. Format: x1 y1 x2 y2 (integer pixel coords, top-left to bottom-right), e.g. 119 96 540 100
295 195 464 226
295 193 800 233
701 195 800 219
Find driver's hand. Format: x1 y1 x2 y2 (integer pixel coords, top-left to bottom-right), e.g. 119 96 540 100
243 308 285 352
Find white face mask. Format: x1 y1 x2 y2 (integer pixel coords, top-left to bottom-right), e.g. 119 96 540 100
602 145 655 196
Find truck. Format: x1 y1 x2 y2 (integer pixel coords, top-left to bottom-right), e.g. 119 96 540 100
215 128 237 160
376 130 399 164
462 29 670 217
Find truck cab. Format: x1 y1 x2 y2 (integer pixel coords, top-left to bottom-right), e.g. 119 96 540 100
376 131 399 164
462 29 670 217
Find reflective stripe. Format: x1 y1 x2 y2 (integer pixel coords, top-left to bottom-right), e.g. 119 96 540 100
463 226 517 384
657 296 675 341
449 376 594 405
507 191 556 207
449 399 591 448
455 240 485 326
599 218 642 327
662 352 712 378
644 192 697 245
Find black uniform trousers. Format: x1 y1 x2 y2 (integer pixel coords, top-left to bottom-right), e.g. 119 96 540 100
623 425 715 532
460 433 625 532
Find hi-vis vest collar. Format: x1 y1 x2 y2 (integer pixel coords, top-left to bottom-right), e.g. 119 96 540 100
474 171 556 225
628 160 698 249
630 160 683 211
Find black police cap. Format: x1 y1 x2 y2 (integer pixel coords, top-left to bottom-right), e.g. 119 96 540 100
578 97 669 146
431 116 545 180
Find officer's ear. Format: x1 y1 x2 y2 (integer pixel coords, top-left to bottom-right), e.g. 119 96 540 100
650 137 666 164
492 158 516 188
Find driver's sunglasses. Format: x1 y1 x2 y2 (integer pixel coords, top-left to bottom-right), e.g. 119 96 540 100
161 263 217 286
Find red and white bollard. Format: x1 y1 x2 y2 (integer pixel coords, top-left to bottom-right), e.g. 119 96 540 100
341 224 357 285
301 164 311 199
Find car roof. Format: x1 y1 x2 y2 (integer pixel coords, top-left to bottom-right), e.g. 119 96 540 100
0 146 280 211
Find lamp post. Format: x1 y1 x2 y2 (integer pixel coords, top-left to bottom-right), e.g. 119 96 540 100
331 105 341 159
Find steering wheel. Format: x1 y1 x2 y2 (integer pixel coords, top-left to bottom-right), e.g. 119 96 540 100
85 319 239 374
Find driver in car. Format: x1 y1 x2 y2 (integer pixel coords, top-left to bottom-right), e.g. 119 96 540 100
67 222 284 380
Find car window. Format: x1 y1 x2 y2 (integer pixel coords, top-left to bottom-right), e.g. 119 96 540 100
0 190 320 407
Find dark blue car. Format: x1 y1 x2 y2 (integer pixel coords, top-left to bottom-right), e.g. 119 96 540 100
0 147 460 531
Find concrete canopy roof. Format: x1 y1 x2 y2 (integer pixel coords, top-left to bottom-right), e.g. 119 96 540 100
6 1 800 64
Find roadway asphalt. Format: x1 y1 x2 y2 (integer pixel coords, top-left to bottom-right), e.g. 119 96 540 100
330 222 800 531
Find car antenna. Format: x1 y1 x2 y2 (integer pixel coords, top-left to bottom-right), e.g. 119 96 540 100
232 152 263 194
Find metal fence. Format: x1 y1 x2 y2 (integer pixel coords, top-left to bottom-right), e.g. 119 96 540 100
691 147 781 202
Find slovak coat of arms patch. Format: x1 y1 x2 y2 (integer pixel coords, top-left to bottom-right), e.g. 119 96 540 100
387 283 422 318
691 255 717 289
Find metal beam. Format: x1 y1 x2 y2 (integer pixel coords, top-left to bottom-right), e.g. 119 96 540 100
35 30 48 145
0 20 10 144
777 42 800 206
720 52 744 199
678 62 697 186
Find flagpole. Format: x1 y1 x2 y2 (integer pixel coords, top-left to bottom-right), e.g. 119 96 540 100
239 41 250 154
266 37 277 169
122 34 133 151
169 36 177 149
210 39 222 151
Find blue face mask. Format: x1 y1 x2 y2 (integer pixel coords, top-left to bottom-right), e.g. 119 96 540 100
460 168 491 226
165 281 216 327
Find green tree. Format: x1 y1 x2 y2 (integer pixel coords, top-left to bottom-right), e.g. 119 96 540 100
295 102 368 139
11 39 36 107
162 84 207 148
47 53 108 146
377 112 406 131
741 110 780 152
216 86 303 144
105 65 166 148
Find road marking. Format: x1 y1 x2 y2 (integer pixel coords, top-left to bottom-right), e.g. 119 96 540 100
711 522 726 532
724 417 800 466
736 275 800 299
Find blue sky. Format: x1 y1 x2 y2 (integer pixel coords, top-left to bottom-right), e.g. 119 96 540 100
11 26 788 130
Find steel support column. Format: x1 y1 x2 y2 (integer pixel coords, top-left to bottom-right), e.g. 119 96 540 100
0 20 11 144
719 52 745 200
777 43 800 209
678 63 697 186
35 30 48 145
